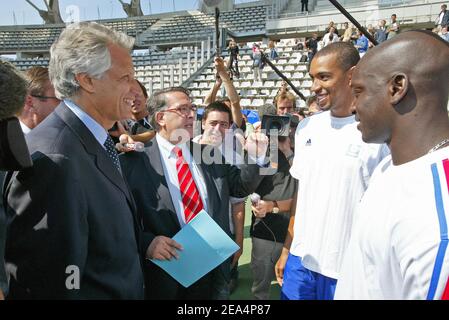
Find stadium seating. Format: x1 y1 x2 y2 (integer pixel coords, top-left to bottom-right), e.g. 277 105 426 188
186 40 311 109
0 16 158 53
138 5 268 46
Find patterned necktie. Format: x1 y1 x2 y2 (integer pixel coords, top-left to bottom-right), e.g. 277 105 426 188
173 146 204 223
104 135 122 174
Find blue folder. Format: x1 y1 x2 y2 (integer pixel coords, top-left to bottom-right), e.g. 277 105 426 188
150 210 239 288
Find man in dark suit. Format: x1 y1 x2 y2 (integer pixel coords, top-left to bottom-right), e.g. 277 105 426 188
120 86 268 300
3 22 145 299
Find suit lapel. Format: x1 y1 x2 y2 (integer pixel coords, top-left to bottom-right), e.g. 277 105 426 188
144 140 181 229
54 104 135 210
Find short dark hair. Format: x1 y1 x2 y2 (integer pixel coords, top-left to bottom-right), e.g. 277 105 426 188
392 13 397 17
312 41 360 72
135 79 148 99
203 101 232 123
0 61 27 118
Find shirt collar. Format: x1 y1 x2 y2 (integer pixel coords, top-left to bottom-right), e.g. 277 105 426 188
156 133 189 159
19 120 32 135
64 99 108 147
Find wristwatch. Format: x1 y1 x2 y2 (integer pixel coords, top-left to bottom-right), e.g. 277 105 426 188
272 201 280 214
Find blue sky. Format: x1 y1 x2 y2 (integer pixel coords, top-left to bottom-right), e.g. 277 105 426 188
0 0 204 26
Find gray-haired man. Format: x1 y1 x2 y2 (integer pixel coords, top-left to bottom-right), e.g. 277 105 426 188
4 22 145 299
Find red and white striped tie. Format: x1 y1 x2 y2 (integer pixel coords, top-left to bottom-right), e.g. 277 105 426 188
173 146 204 223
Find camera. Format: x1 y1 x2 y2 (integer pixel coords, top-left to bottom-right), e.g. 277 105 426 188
261 115 291 136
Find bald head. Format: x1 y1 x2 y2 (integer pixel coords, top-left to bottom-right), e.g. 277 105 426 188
351 30 449 155
359 31 449 90
356 31 449 109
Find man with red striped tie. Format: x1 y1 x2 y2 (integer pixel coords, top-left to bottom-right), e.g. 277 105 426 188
120 87 268 300
335 31 449 299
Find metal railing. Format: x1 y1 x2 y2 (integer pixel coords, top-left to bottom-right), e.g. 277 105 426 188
270 0 445 20
267 12 436 35
266 0 444 35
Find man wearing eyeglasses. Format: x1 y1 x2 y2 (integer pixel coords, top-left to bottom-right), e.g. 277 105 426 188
18 66 60 134
120 86 269 300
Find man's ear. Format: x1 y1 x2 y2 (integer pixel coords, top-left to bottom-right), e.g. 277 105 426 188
75 73 95 94
155 111 165 128
23 95 34 111
388 73 408 105
347 66 356 86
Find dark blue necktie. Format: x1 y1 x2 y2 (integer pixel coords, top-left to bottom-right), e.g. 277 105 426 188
104 135 122 174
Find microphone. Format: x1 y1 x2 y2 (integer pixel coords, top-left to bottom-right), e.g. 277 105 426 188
250 193 260 206
117 142 145 152
250 193 263 224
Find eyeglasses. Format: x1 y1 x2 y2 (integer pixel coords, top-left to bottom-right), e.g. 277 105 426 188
31 94 60 101
161 104 197 117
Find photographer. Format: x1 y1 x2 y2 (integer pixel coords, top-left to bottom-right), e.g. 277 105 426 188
273 90 304 124
227 39 240 79
249 104 297 300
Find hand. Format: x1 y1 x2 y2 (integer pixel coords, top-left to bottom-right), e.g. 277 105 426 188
214 56 227 75
251 200 273 218
234 131 246 148
245 132 269 159
201 128 222 146
0 289 4 300
231 248 242 268
275 248 289 286
146 236 183 261
252 121 262 133
116 134 136 153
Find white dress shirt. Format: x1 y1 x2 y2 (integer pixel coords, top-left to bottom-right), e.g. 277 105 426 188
19 121 32 135
64 99 108 149
156 133 209 227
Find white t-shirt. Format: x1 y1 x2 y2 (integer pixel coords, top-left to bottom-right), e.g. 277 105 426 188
335 147 449 300
290 111 389 279
322 32 339 47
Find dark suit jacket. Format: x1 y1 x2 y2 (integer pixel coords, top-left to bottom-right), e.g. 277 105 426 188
120 138 264 299
0 171 7 295
4 103 144 299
